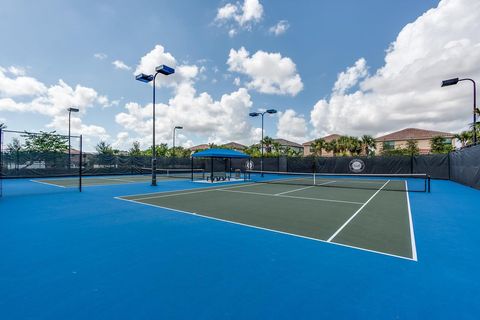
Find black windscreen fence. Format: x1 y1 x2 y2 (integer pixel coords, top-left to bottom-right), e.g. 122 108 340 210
1 135 478 191
0 130 82 180
450 144 480 190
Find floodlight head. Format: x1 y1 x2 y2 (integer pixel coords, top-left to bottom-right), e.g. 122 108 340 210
135 73 154 83
249 112 260 117
175 126 183 129
68 107 79 113
266 109 277 114
441 78 460 87
156 65 175 76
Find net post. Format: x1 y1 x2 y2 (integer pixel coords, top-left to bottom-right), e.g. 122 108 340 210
427 175 431 193
79 135 83 192
0 128 3 198
191 156 193 181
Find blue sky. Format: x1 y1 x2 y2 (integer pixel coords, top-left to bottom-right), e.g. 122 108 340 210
1 0 478 150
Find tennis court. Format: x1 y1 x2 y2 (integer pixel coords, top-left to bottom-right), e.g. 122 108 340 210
118 172 421 259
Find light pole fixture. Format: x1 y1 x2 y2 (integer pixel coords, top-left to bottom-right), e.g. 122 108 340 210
67 107 79 169
442 77 477 145
135 65 175 186
172 126 183 157
249 108 278 176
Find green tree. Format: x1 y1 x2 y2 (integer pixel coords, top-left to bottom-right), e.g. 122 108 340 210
311 138 326 156
346 136 362 156
271 141 281 156
261 136 274 155
142 143 169 157
245 145 261 157
24 131 68 153
405 140 420 156
325 140 338 156
7 137 22 153
128 141 142 156
95 141 114 155
454 131 472 148
430 136 453 154
361 135 376 156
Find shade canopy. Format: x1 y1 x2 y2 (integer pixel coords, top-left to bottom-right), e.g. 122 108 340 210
192 148 249 159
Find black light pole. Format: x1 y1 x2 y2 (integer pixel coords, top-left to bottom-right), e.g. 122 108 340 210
249 109 277 176
172 126 183 157
136 65 175 186
67 107 79 169
442 77 477 145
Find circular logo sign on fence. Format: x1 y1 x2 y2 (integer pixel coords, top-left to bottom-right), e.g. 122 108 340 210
245 160 254 170
349 159 365 173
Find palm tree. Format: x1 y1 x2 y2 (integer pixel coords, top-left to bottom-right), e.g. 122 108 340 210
336 136 351 156
311 138 326 156
347 136 362 156
262 136 274 155
361 135 376 156
405 140 420 155
454 131 472 148
271 141 281 156
325 140 338 156
0 122 6 130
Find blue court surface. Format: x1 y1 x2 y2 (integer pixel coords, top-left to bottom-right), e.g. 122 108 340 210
0 177 479 319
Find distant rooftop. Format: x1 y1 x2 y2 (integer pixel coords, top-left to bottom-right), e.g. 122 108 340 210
375 128 454 141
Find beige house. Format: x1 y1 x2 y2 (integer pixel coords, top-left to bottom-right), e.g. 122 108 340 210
303 134 342 157
375 128 455 154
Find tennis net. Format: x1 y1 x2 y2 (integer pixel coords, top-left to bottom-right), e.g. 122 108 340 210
245 170 430 192
141 168 205 180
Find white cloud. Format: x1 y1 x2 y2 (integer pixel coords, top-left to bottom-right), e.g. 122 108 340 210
269 20 290 36
0 67 109 141
310 0 480 137
233 77 241 86
277 109 307 143
112 60 131 70
116 85 256 146
216 3 238 21
227 47 303 96
94 53 107 60
134 45 198 88
0 67 47 97
333 58 368 95
228 29 237 38
215 0 264 36
7 66 27 76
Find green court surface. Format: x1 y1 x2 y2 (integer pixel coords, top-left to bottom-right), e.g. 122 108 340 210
118 180 416 260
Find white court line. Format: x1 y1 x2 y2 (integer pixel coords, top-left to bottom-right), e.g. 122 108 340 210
115 196 415 261
122 182 262 201
274 185 316 196
97 177 138 183
274 180 338 196
30 179 67 188
327 180 390 242
218 189 363 205
405 181 418 261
